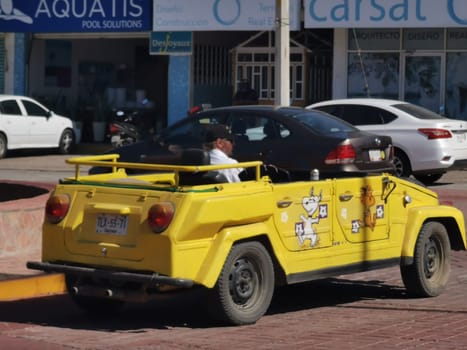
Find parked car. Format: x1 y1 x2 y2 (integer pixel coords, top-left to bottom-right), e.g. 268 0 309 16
0 94 75 158
308 98 467 184
90 105 394 179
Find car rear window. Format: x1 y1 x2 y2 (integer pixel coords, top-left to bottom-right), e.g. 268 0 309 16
291 110 357 134
393 103 447 120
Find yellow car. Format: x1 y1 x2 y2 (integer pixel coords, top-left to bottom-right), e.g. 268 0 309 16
28 150 466 326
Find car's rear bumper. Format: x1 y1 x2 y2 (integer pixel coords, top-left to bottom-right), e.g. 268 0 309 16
27 261 194 289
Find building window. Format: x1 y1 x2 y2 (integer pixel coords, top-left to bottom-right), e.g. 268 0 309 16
347 53 399 99
235 49 305 103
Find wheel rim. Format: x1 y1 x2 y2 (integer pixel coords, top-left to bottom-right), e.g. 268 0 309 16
393 156 404 177
229 258 259 306
424 237 441 279
61 132 73 152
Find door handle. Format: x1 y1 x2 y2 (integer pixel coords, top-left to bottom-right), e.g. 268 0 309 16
277 200 292 208
339 193 353 201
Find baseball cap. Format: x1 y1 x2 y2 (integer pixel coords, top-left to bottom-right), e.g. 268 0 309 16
205 124 233 143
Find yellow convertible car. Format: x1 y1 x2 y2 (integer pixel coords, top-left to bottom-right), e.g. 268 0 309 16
28 150 466 326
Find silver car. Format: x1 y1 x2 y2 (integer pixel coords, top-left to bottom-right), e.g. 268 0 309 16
308 98 467 184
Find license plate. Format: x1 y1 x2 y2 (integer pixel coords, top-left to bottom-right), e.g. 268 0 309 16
96 214 129 235
369 149 385 161
456 133 467 142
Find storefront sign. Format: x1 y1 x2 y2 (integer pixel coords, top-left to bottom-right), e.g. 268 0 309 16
150 32 192 55
153 0 301 31
0 0 151 32
304 0 467 28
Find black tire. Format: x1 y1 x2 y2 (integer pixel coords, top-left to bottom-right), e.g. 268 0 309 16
0 134 6 159
58 129 74 154
413 173 444 185
400 221 451 297
393 150 411 178
210 242 275 325
65 274 125 315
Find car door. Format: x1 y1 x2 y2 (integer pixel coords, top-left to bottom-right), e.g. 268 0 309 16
334 176 389 243
271 180 333 252
0 98 30 147
19 99 55 146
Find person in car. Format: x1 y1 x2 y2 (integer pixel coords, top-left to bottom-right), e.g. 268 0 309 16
204 125 243 182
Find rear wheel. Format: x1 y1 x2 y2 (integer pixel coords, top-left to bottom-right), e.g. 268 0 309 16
393 150 411 178
400 222 451 297
209 242 275 325
58 129 74 154
414 173 444 185
0 134 6 159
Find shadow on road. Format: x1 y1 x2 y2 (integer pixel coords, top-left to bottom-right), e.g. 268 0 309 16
0 277 407 330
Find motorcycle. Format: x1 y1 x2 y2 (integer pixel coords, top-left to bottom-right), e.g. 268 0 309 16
108 108 152 148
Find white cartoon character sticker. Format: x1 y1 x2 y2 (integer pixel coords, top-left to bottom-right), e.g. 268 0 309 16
295 187 324 247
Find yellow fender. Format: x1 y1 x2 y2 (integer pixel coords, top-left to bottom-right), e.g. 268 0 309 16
401 205 466 258
195 221 288 288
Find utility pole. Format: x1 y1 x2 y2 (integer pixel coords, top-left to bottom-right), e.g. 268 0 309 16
274 0 290 106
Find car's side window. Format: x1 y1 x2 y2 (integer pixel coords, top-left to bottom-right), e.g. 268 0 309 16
232 113 290 141
21 100 49 117
341 105 397 126
0 100 22 115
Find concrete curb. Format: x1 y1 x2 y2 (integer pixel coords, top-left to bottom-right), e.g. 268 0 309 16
0 181 54 258
0 273 66 301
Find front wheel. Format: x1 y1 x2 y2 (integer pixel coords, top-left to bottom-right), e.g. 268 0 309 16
209 242 275 325
400 221 451 297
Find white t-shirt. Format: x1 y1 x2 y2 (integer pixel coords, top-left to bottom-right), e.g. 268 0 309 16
209 148 243 182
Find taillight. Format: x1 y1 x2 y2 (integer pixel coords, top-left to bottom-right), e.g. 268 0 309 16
45 194 70 224
148 202 175 233
325 144 356 164
109 124 120 133
418 128 452 139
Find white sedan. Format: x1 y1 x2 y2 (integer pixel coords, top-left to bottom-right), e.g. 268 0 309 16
308 98 467 184
0 94 75 158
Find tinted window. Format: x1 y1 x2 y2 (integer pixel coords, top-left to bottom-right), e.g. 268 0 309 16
393 103 446 120
340 105 397 125
22 99 49 117
313 105 343 118
292 110 357 134
0 100 22 115
229 112 290 141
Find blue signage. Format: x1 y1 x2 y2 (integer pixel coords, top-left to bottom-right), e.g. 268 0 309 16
150 31 192 55
304 0 467 28
0 0 151 32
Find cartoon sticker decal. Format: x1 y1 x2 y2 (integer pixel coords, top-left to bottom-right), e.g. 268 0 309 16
295 187 327 247
351 185 384 233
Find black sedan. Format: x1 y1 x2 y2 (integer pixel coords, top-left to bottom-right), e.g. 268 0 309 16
91 105 394 180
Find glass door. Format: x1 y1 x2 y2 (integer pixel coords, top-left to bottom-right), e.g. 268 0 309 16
402 54 444 113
